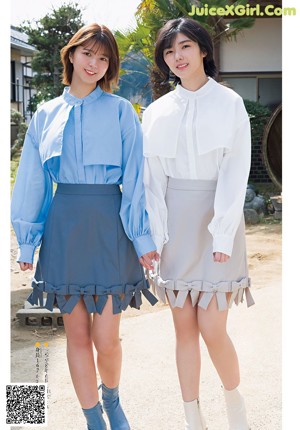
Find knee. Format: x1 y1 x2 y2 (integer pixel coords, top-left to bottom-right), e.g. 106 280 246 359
175 325 199 344
200 325 228 349
93 335 120 357
66 329 92 350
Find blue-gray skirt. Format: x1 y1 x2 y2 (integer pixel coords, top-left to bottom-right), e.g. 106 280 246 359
28 183 158 315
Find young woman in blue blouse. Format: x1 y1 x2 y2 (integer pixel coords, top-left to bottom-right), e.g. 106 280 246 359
11 23 159 430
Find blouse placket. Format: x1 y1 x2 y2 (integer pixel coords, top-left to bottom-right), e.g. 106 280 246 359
186 99 198 179
73 102 86 183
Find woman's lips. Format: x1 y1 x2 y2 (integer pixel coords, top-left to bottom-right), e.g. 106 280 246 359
85 69 96 75
176 63 188 70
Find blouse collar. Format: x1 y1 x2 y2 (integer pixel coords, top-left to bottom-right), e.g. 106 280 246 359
62 85 103 106
175 77 215 101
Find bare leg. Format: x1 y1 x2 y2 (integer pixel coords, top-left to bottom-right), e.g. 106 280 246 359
63 298 98 409
198 295 240 390
92 296 130 430
92 296 122 388
170 295 201 402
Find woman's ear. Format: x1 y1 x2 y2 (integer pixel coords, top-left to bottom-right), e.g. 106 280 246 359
69 52 73 64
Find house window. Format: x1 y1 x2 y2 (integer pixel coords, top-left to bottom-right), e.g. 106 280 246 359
222 77 257 102
258 78 282 109
220 74 282 109
11 61 16 102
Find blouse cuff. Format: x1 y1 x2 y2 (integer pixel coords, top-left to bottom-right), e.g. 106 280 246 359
212 234 234 257
151 234 165 256
132 234 156 258
17 244 36 264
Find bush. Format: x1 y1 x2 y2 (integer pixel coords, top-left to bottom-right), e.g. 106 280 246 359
11 108 23 126
243 100 271 142
11 109 28 159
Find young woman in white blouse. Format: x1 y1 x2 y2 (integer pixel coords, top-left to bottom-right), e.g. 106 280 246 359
143 17 254 430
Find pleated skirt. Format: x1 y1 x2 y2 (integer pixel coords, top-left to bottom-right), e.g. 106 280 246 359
149 178 254 311
28 183 158 314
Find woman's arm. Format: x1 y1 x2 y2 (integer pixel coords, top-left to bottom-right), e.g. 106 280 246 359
118 102 157 264
11 126 53 266
143 156 169 255
208 114 251 257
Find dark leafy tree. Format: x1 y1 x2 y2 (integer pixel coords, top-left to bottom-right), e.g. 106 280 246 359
20 2 85 110
115 0 255 100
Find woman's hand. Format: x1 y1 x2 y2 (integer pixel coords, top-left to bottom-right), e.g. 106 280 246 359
213 252 230 263
19 262 33 271
139 251 160 270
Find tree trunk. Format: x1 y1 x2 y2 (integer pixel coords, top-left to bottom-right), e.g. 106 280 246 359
213 38 220 82
150 66 172 101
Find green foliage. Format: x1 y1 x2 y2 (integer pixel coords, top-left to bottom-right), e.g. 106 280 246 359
243 100 271 142
10 109 28 159
26 93 45 114
19 2 85 106
116 52 153 106
117 0 255 62
10 156 20 189
10 109 23 126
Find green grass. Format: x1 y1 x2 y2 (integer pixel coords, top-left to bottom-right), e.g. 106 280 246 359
258 214 282 225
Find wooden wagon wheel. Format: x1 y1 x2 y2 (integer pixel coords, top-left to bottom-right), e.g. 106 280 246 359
262 104 282 190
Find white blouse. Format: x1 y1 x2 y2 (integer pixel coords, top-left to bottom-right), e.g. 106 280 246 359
142 78 251 256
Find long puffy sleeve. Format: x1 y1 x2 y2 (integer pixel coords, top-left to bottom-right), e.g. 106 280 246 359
119 102 156 258
11 119 53 264
143 156 169 255
208 112 251 256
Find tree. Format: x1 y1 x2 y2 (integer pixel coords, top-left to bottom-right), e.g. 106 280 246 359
20 2 85 110
115 52 153 106
115 0 255 100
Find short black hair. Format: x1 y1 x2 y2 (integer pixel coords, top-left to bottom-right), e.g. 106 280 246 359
154 17 217 84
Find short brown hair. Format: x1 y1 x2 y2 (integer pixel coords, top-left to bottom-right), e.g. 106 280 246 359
60 23 119 93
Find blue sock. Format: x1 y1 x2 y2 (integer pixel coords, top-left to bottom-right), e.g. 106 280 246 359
101 384 130 430
82 401 107 430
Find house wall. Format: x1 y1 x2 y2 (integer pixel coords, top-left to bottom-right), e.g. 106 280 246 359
219 18 282 107
11 48 21 62
11 46 35 123
219 18 282 187
220 18 282 72
11 48 25 105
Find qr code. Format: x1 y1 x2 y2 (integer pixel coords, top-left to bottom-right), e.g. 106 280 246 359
6 384 47 426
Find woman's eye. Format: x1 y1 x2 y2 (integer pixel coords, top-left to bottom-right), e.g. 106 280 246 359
84 52 91 56
164 50 172 55
100 57 108 62
182 44 190 49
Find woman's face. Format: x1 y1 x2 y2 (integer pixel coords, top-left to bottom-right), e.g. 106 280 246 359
163 32 206 83
69 42 109 90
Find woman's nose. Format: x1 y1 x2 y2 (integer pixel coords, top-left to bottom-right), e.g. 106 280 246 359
175 50 183 61
88 57 97 67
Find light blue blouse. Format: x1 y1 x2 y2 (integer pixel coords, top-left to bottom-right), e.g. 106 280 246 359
11 86 156 263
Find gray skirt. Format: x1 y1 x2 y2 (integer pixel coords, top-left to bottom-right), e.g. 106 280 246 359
28 183 158 315
149 178 254 311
